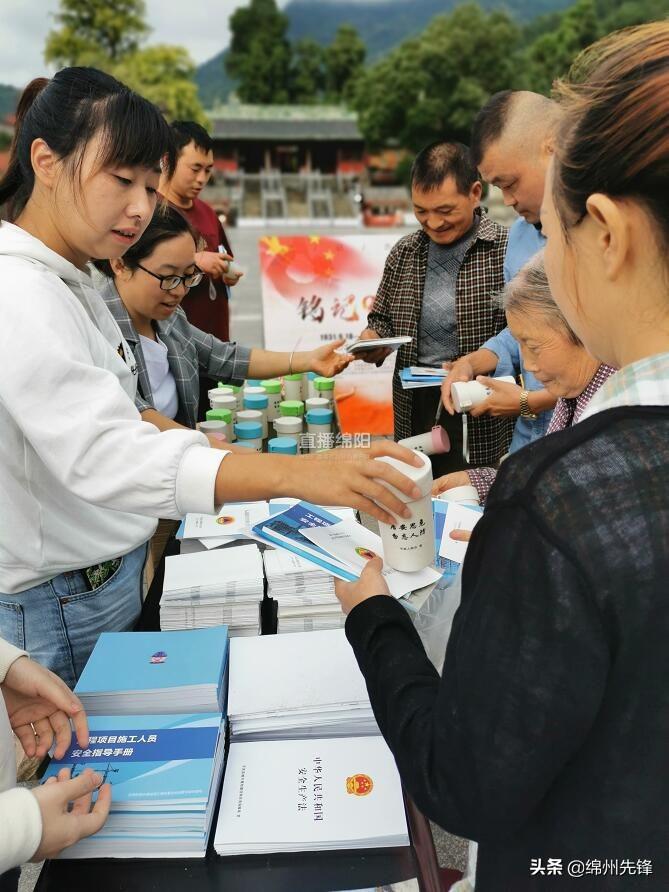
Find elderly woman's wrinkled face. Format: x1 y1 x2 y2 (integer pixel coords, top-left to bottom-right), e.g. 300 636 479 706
506 309 599 399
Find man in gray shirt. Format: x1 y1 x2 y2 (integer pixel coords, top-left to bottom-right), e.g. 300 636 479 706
419 216 480 367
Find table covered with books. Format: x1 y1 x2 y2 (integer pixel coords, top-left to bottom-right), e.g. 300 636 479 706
35 485 476 892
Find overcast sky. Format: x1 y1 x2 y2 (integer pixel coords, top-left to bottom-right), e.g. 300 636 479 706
0 0 295 88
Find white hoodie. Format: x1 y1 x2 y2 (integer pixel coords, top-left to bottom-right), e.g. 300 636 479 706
0 223 227 594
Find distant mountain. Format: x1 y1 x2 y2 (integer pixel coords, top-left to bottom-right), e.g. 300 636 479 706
197 0 574 108
195 51 235 112
286 0 574 59
0 84 19 120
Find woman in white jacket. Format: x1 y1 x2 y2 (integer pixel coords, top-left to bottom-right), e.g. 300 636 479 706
0 67 420 688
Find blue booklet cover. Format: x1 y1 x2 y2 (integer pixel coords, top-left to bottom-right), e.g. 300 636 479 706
400 368 444 383
253 501 357 581
75 627 229 700
42 713 223 807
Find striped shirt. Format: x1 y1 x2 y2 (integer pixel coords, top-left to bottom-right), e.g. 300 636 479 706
580 351 669 420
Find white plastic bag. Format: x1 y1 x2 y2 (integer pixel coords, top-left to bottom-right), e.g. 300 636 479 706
411 568 478 890
412 568 463 674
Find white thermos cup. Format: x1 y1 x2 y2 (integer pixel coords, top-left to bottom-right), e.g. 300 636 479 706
374 451 435 572
398 426 450 456
451 375 515 413
437 485 481 507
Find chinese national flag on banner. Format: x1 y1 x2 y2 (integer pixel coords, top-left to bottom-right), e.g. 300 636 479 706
259 234 399 436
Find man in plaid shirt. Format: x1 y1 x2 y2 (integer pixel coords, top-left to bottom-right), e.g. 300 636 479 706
359 141 512 471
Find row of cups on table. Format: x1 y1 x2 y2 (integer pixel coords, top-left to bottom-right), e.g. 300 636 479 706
197 375 336 454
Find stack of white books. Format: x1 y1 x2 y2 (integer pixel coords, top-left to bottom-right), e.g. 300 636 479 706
75 627 229 715
214 735 409 855
227 628 378 740
263 549 346 634
160 544 264 636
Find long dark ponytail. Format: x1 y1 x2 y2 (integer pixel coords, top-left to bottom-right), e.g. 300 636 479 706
0 67 176 220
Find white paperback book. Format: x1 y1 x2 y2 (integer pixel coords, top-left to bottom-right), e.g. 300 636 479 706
345 335 412 354
438 503 482 564
302 519 440 598
227 628 377 739
214 735 409 855
182 502 270 540
163 545 264 598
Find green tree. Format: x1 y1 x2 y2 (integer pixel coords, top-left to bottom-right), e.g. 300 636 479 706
44 0 206 123
290 38 326 104
596 0 669 30
226 0 292 103
352 3 519 149
115 46 208 125
325 24 366 102
522 0 600 93
45 0 148 66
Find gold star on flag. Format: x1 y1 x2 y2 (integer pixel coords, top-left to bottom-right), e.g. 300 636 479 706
309 235 321 244
323 250 335 261
262 236 290 256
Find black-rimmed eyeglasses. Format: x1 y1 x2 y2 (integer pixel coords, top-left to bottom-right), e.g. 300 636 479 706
136 263 204 292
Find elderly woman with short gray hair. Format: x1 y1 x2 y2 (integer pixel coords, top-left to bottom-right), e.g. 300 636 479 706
433 251 616 504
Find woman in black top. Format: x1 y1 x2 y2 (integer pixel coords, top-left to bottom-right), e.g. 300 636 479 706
336 23 669 891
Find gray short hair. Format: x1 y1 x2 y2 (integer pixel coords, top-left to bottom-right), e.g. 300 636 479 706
501 250 582 346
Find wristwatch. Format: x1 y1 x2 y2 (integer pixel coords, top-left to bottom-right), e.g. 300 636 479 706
519 389 538 420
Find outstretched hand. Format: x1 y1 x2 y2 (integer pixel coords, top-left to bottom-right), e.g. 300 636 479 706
335 556 390 615
309 339 354 378
32 768 111 861
1 655 89 760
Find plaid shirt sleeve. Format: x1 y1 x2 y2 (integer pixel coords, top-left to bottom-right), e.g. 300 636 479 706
367 243 402 338
467 466 498 505
135 391 154 414
186 323 251 384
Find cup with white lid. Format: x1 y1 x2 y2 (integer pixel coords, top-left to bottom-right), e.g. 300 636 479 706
451 375 515 413
437 484 480 507
373 451 435 572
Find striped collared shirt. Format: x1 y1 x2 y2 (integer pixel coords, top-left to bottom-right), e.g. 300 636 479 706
580 351 669 421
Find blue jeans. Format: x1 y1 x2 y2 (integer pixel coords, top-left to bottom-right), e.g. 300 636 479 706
0 543 147 689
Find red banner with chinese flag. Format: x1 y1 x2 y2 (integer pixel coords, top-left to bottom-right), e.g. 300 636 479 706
259 234 398 436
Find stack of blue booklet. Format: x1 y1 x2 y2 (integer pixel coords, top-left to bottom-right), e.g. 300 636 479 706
43 712 225 858
42 627 229 858
399 367 445 389
252 501 357 581
75 626 229 714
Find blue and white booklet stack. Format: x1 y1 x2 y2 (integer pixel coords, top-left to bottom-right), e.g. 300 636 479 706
399 366 446 389
44 712 225 858
253 501 440 599
75 627 229 714
43 627 229 859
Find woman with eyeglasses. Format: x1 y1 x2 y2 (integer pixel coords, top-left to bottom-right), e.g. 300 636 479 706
95 204 351 446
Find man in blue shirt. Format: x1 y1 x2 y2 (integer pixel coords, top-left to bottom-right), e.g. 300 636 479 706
441 91 559 451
